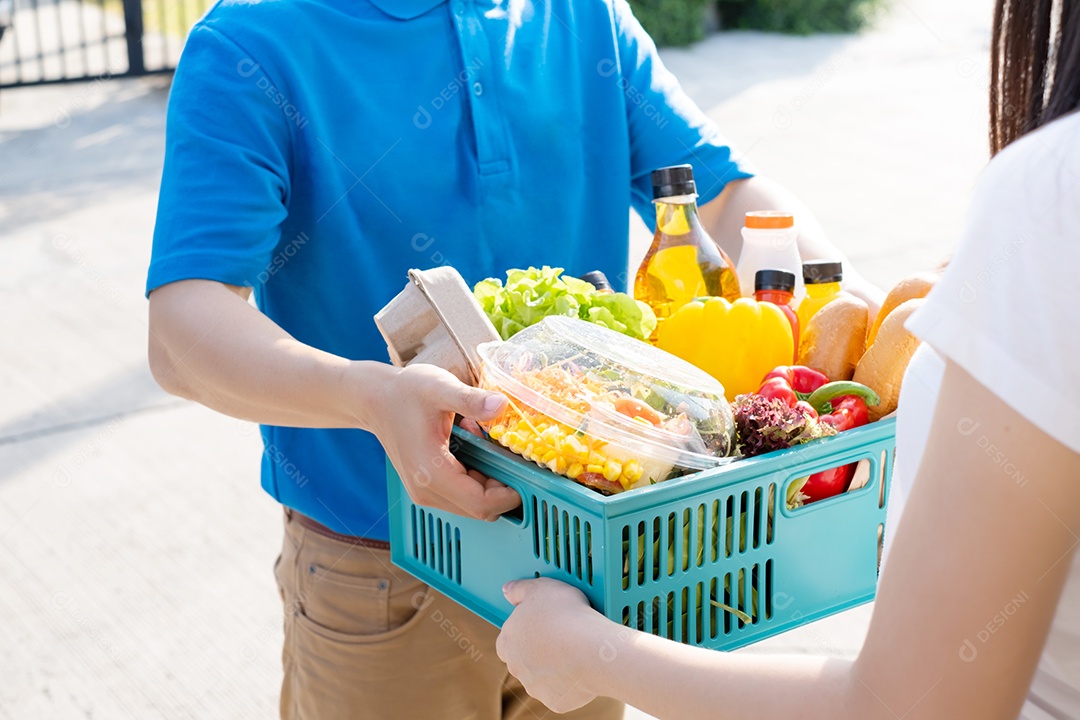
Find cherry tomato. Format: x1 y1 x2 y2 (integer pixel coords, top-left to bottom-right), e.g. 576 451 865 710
613 396 663 426
575 472 624 495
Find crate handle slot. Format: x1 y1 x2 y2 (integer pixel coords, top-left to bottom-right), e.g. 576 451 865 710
457 461 531 527
501 504 525 525
450 432 532 528
780 452 879 517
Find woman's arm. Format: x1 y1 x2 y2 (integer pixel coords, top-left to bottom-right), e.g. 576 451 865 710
699 176 885 317
148 279 520 521
497 360 1080 718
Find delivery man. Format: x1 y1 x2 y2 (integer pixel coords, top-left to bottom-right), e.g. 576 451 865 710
146 0 881 717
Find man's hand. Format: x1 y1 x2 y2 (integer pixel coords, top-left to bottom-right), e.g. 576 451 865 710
373 364 521 521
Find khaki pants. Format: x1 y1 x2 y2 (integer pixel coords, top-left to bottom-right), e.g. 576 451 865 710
275 510 624 719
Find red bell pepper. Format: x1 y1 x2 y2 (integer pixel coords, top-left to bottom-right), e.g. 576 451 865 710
793 382 880 506
757 377 801 408
755 366 829 412
819 395 871 431
763 366 829 396
796 464 856 505
751 372 883 507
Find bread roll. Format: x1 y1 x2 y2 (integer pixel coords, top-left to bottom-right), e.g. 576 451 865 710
854 298 925 421
798 295 869 381
867 272 938 346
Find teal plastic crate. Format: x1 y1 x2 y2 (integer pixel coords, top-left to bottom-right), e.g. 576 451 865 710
387 417 895 651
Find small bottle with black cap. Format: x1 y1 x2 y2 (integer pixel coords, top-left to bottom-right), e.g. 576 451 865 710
798 260 845 330
578 270 614 294
634 164 741 342
753 269 800 362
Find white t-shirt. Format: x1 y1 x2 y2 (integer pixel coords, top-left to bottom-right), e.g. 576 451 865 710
883 110 1080 719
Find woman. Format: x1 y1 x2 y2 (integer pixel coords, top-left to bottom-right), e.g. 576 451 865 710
494 1 1080 717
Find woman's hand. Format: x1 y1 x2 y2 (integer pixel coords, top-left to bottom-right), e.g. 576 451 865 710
371 363 521 521
496 578 607 713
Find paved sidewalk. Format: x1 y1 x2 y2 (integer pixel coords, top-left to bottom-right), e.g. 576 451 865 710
0 1 992 717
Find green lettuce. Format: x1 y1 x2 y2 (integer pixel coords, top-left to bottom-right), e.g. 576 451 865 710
474 266 657 341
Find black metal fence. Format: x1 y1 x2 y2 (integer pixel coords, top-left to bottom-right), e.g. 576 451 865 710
0 0 209 89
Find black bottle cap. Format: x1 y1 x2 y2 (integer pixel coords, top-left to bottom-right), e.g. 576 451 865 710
651 165 696 199
579 270 613 292
755 269 796 293
803 260 843 284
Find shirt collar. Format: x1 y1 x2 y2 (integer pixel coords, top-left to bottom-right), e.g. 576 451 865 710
366 0 449 20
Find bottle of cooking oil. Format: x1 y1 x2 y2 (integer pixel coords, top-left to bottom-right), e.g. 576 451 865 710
634 165 741 342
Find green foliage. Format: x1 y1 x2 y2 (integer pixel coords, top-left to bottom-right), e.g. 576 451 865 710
716 0 882 35
474 266 657 341
629 0 712 47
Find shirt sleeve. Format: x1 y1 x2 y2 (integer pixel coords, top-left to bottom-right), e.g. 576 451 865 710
146 24 292 295
905 119 1080 455
610 0 754 229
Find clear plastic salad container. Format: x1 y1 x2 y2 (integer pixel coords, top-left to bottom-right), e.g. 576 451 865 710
477 316 735 494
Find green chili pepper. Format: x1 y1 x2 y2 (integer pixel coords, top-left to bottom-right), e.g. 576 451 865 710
806 381 880 415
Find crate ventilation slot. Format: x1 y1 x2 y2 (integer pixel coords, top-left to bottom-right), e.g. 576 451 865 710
530 497 593 585
620 560 772 644
620 485 776 589
411 507 462 584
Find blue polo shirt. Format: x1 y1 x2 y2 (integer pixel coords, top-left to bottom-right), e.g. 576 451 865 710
147 0 752 539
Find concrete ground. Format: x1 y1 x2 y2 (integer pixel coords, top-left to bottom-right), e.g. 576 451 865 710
0 0 992 717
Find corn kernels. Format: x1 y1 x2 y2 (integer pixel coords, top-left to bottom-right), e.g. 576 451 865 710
586 464 604 475
567 463 583 479
565 437 588 461
603 460 622 483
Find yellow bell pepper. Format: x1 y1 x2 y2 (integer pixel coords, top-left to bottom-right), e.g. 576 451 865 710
657 297 794 398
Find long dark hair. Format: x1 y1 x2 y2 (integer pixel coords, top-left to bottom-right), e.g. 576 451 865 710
990 0 1080 155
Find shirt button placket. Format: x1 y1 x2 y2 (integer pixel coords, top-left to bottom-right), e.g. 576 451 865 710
450 0 509 176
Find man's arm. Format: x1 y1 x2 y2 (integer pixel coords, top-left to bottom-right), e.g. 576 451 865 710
602 3 881 313
148 279 520 521
699 175 885 316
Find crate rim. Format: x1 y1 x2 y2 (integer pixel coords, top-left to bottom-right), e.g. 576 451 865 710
451 417 896 519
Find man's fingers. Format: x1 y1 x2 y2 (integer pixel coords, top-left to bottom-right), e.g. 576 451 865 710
435 380 506 422
458 417 486 439
474 471 522 516
476 471 519 497
429 466 521 521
